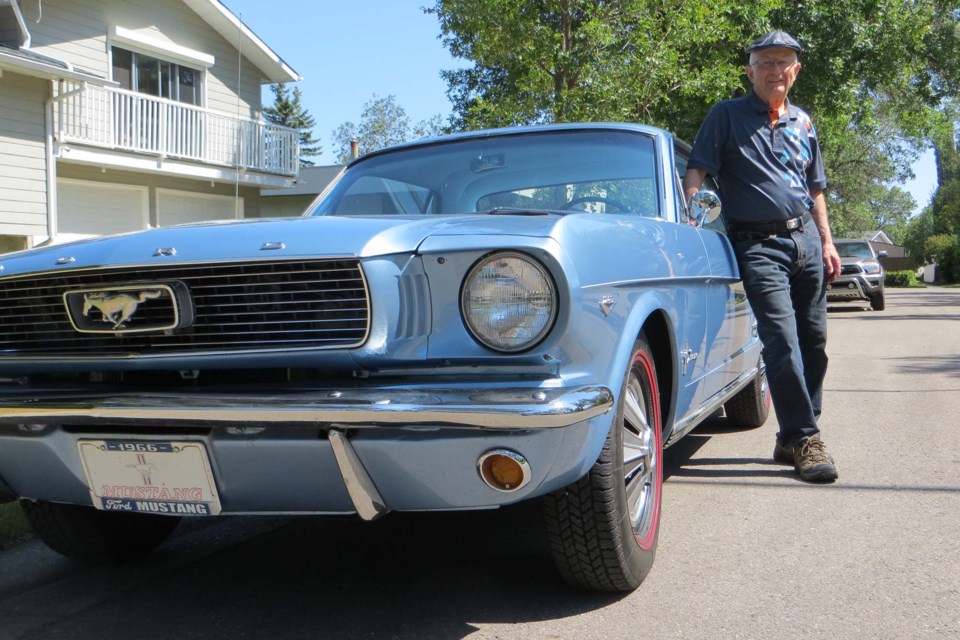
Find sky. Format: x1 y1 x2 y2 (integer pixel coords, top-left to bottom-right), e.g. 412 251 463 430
222 0 938 215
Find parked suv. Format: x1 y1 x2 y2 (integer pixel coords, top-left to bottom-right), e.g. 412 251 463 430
828 239 887 310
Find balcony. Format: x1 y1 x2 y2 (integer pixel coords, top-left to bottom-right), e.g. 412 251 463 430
53 84 299 178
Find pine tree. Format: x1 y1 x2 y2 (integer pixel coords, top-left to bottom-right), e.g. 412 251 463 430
264 83 322 167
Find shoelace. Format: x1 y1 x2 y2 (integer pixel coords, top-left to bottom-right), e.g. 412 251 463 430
798 438 832 464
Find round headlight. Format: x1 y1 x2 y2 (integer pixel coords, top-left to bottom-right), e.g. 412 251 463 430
461 252 557 353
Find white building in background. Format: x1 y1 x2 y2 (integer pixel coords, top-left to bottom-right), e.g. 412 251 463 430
0 0 301 253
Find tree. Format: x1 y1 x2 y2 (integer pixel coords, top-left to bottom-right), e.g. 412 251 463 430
916 107 960 281
331 94 448 163
428 0 777 137
264 83 322 167
929 108 960 234
426 0 960 235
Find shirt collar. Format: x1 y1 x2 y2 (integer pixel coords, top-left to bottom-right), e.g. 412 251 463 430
747 90 799 121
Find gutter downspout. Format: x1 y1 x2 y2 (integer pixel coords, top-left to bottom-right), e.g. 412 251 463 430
44 84 56 243
43 81 86 244
10 0 77 73
11 0 84 245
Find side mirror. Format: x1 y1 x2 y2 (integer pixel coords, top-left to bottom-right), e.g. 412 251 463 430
688 190 722 227
878 250 888 258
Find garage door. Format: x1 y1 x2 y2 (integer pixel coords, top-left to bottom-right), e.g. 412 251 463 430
157 189 243 226
57 179 148 237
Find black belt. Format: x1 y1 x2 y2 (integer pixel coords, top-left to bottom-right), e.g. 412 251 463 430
726 214 810 234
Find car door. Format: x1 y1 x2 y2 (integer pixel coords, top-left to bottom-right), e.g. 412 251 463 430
674 144 753 407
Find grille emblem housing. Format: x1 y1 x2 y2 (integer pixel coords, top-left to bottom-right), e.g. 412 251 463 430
63 283 194 334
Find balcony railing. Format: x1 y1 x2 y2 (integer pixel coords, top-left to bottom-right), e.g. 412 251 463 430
54 84 299 177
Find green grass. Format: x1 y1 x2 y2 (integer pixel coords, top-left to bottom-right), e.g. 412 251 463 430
0 502 32 550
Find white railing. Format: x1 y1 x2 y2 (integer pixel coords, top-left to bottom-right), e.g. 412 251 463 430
55 84 299 177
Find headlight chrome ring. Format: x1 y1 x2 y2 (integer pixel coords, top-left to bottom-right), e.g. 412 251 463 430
461 252 557 353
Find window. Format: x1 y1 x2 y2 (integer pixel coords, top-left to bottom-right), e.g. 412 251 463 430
326 176 437 215
476 179 657 216
310 130 660 217
112 47 203 105
675 144 725 232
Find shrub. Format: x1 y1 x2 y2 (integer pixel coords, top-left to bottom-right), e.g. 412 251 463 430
885 270 919 287
924 234 960 283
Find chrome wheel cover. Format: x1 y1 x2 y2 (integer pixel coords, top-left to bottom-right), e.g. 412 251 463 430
622 373 657 537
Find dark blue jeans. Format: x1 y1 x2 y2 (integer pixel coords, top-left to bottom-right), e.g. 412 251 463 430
731 216 828 447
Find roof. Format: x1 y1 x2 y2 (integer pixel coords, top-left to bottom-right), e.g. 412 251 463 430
861 231 894 245
352 122 669 166
836 232 898 246
0 0 298 85
0 43 110 84
183 0 300 84
262 165 344 197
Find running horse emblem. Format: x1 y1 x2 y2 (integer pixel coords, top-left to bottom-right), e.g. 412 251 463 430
82 290 163 329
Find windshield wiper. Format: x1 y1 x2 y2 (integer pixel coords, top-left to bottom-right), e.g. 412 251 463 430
480 207 555 216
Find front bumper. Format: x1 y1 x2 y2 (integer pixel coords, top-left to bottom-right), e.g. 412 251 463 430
0 385 613 430
826 274 883 300
0 384 614 518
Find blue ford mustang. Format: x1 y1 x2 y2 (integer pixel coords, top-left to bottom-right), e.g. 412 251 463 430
0 123 768 591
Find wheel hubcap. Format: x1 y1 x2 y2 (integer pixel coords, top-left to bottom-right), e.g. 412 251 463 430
622 376 657 537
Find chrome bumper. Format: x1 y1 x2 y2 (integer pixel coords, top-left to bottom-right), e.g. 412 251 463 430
0 385 614 430
0 385 613 519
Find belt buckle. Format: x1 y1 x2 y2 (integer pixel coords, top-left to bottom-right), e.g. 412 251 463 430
785 217 800 231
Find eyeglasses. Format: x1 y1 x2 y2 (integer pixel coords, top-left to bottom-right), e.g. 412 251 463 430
751 59 797 72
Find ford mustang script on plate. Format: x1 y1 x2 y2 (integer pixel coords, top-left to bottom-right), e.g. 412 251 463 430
0 124 769 592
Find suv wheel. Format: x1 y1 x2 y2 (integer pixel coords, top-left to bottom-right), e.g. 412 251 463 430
869 291 885 311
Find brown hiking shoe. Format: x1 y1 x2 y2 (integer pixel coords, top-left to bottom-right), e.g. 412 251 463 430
773 440 794 464
773 435 838 482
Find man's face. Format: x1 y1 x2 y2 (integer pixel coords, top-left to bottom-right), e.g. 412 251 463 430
745 47 800 106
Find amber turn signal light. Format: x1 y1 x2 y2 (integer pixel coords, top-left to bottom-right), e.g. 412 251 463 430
477 449 531 492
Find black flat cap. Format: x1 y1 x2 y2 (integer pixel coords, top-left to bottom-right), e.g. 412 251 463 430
746 30 803 54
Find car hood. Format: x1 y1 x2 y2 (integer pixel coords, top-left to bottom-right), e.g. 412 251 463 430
839 256 878 266
0 215 568 275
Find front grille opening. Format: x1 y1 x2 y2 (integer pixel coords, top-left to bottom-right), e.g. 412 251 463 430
24 366 345 388
0 259 370 356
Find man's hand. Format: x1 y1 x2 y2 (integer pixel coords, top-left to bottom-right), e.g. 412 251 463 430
822 240 841 284
808 190 840 283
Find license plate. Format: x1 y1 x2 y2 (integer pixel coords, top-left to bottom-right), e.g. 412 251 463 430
78 440 221 516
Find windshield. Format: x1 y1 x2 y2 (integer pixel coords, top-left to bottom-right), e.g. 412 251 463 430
836 242 874 258
307 130 660 217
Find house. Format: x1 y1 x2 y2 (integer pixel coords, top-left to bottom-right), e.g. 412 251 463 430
0 0 300 253
857 230 906 258
260 164 342 217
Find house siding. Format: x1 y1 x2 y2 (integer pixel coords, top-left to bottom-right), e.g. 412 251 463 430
0 73 49 237
17 0 263 118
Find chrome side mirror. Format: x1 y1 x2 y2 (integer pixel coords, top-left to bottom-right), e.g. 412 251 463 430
688 190 722 227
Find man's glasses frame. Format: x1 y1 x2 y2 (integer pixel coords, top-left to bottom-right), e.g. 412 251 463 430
751 59 798 72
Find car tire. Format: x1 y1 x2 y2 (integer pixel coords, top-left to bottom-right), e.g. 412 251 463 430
870 291 885 311
20 500 181 562
723 356 771 429
542 335 662 592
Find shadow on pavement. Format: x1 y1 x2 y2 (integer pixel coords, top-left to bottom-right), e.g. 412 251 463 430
2 503 626 639
664 418 797 483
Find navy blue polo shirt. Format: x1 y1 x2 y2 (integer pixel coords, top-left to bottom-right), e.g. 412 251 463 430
689 91 827 223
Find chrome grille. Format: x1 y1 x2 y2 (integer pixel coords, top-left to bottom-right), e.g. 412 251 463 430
0 259 369 356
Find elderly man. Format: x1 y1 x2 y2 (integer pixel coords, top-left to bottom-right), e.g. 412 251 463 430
683 31 841 482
